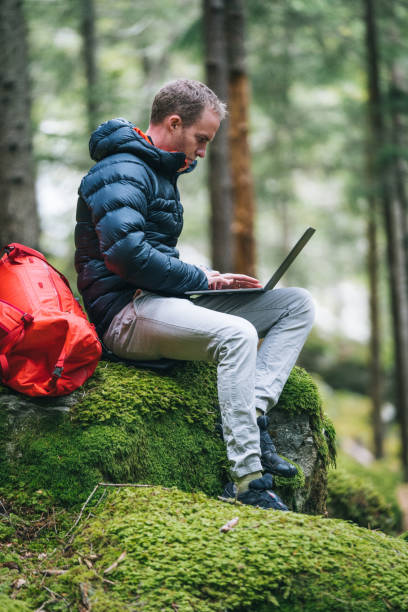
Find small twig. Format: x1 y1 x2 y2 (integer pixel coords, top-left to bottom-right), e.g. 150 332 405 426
34 598 55 612
84 489 108 525
79 582 91 610
217 496 238 505
65 482 170 546
0 498 13 525
34 586 71 612
83 558 93 570
43 586 71 609
104 551 126 575
52 506 57 534
98 482 168 488
220 517 239 533
42 569 67 576
65 484 100 539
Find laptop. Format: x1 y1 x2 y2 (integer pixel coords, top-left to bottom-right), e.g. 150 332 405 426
185 226 315 296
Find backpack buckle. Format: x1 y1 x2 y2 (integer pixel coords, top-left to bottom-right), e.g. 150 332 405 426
21 313 34 325
52 366 64 379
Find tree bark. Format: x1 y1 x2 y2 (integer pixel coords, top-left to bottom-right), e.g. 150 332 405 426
80 0 99 133
225 0 256 276
0 0 39 249
389 66 408 273
367 202 384 458
203 0 234 272
363 0 408 479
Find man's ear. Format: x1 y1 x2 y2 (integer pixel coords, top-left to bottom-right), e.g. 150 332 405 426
166 114 183 132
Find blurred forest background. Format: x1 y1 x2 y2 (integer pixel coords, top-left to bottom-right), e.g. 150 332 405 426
2 0 408 512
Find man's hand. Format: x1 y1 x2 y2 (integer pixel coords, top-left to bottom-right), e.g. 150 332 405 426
202 269 263 290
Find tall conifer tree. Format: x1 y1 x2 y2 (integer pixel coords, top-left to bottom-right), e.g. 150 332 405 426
0 0 39 248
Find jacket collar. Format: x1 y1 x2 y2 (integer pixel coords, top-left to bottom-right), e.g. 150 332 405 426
89 118 197 177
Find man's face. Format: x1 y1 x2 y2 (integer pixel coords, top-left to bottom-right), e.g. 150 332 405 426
169 107 220 165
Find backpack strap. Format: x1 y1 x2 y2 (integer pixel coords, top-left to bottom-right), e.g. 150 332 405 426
0 355 9 380
0 302 34 382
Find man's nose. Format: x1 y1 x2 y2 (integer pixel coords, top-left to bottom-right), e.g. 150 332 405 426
196 145 207 158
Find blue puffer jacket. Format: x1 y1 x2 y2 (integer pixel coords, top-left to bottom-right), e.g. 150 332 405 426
75 118 208 338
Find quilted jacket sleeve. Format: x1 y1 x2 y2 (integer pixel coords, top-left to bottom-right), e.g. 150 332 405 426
79 161 208 295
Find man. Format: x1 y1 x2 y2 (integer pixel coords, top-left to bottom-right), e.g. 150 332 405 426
75 79 315 511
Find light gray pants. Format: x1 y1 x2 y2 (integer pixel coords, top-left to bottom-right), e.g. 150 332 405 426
103 288 315 479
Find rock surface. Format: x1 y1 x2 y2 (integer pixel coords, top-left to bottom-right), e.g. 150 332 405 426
0 362 335 513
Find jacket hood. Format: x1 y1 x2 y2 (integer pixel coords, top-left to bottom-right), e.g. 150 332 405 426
89 118 196 176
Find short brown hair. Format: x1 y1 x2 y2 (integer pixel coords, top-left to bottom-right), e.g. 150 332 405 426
150 79 227 127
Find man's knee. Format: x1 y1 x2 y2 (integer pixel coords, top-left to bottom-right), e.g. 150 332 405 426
290 287 315 324
219 317 258 359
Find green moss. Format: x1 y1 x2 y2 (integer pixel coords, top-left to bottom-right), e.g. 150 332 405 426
71 360 219 427
0 363 330 510
33 486 408 612
327 468 401 534
0 362 225 504
274 366 323 417
274 458 305 490
0 595 30 611
0 411 227 507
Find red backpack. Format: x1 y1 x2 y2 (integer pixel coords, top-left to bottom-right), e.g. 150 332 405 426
0 243 101 397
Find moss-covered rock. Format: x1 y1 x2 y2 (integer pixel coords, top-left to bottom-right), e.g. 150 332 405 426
327 468 400 534
268 366 336 513
13 485 408 612
0 362 333 513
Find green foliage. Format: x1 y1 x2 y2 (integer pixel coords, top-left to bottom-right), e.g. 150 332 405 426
327 468 400 534
299 330 373 395
27 486 408 612
334 453 402 527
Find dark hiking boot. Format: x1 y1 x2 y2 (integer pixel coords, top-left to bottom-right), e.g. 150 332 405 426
257 415 297 478
237 473 289 511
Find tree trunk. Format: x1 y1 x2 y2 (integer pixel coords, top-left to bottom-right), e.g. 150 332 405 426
203 0 234 272
80 0 99 133
225 0 256 276
363 0 408 479
367 203 384 458
389 66 408 274
0 0 39 249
